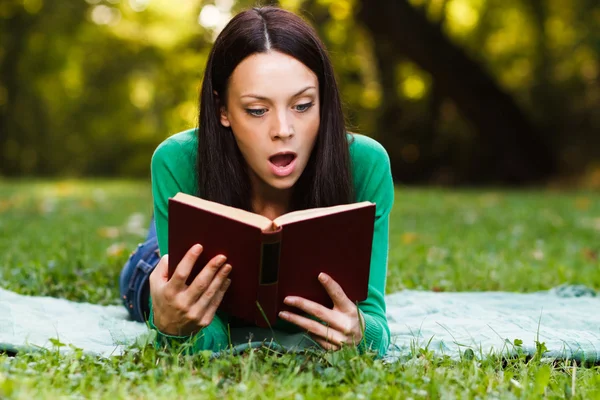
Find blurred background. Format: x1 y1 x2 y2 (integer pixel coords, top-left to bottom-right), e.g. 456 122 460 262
0 0 598 186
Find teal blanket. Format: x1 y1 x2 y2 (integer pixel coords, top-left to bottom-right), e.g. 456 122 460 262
1 286 598 361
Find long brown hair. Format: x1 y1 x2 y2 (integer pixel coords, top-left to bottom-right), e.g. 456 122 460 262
197 6 353 211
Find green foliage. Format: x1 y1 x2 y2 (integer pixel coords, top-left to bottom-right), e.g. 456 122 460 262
1 0 599 179
0 0 207 176
1 180 600 397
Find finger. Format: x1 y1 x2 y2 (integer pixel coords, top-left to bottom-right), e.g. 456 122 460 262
196 278 232 327
310 334 340 351
283 296 344 332
189 261 231 306
169 244 203 289
187 255 229 297
318 273 355 312
149 254 169 287
278 311 347 346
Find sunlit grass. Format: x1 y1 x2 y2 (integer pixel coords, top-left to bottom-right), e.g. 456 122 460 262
388 188 600 293
1 179 599 398
0 179 153 304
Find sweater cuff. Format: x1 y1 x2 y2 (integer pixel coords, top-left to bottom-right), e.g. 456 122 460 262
359 312 387 357
148 307 202 351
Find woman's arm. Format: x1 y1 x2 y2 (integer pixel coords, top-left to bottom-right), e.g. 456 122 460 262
149 132 231 353
355 137 394 356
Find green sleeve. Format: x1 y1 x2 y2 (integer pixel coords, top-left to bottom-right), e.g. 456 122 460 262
149 130 230 353
151 129 197 256
350 135 394 357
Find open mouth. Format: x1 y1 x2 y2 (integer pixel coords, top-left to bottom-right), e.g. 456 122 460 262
268 152 298 177
269 152 297 168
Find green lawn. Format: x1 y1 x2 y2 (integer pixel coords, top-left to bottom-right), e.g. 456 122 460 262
1 180 599 398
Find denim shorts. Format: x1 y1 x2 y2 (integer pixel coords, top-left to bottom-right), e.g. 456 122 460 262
119 216 160 322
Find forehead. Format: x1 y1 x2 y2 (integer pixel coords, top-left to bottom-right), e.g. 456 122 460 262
228 51 318 97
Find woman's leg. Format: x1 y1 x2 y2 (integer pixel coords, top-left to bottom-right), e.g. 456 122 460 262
119 215 160 322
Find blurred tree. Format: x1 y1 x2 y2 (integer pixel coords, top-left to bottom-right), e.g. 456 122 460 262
0 0 211 176
0 0 598 183
358 0 556 183
0 0 89 175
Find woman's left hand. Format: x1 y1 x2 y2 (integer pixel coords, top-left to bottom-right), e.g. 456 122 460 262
278 272 365 351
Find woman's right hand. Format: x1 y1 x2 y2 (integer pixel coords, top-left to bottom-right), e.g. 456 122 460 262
149 244 232 337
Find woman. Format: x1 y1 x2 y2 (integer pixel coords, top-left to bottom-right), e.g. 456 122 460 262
119 6 393 356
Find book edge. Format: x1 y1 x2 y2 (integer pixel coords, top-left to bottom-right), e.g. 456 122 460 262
172 193 273 231
273 201 375 227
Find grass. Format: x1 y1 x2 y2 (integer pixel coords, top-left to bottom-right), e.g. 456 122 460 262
1 179 600 399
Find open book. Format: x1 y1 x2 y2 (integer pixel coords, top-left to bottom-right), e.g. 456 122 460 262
168 192 376 327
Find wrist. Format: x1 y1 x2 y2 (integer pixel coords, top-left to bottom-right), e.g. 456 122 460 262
149 308 198 339
155 320 200 337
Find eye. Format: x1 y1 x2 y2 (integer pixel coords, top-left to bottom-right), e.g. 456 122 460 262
246 108 267 117
294 102 314 112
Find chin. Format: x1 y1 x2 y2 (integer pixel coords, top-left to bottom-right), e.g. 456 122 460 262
265 175 299 191
269 179 297 190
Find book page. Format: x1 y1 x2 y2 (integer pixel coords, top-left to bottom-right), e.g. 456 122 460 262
173 193 274 231
273 201 374 227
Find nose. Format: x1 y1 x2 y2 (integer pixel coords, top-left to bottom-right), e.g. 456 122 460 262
271 110 294 141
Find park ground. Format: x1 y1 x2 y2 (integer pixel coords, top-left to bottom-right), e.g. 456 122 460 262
1 180 599 398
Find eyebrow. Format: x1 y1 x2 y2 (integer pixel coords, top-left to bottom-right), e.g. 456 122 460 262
240 86 316 100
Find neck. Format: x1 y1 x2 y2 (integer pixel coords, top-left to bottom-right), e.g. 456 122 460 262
249 174 292 220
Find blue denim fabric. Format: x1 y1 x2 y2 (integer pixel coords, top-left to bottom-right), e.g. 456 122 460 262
119 216 159 322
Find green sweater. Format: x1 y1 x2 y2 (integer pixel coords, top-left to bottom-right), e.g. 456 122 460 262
149 128 393 356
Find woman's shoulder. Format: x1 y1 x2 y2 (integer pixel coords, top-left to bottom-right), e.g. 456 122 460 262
152 128 198 160
347 133 393 202
151 128 198 193
348 133 391 167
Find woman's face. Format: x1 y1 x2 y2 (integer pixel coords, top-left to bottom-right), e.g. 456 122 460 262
219 51 320 192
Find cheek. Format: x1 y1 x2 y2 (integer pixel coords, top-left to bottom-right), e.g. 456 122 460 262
229 114 259 145
303 111 320 142
234 134 260 162
229 122 265 164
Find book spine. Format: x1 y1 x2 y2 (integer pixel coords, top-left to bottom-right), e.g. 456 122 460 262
255 227 282 327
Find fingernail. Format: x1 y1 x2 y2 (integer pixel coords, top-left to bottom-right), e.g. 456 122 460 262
224 278 231 287
318 273 327 282
284 297 293 305
222 264 232 274
279 311 288 319
192 244 202 255
217 255 227 266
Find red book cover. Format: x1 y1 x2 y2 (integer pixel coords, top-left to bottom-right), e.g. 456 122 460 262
167 193 375 327
276 205 375 313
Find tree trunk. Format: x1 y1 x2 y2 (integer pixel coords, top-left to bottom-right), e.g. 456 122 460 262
0 6 41 176
358 0 556 183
